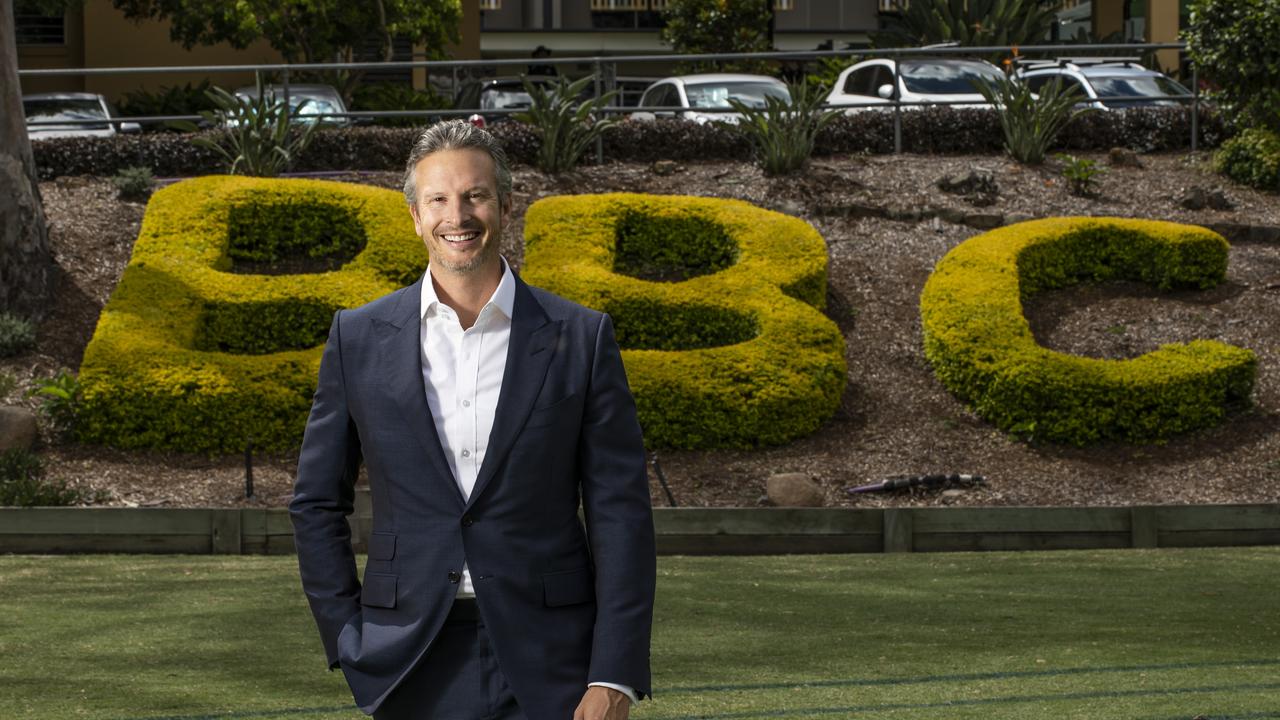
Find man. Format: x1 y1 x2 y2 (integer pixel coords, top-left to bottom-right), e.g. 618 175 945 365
290 120 655 720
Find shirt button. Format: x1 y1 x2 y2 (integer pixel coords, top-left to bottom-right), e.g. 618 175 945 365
447 571 461 584
462 400 471 407
462 515 475 527
461 449 471 458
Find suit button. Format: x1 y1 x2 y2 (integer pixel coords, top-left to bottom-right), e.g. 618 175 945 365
447 571 461 584
461 515 474 527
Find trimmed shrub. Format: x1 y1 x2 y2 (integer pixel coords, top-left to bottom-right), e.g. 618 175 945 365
920 217 1256 445
1214 128 1280 192
30 107 1225 179
522 193 845 448
77 176 427 452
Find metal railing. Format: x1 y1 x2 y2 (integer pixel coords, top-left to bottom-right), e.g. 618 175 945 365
19 42 1201 157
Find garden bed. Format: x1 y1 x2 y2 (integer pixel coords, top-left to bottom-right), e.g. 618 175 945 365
4 151 1280 509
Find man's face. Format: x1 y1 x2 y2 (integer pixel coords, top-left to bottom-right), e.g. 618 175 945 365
408 148 509 278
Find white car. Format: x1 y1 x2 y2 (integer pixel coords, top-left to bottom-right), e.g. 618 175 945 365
232 83 352 126
824 58 1005 112
23 92 142 139
1015 59 1192 111
632 74 791 124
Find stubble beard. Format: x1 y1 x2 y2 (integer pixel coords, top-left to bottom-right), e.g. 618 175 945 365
431 227 502 276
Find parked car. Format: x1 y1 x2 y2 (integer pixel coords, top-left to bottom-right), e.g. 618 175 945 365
453 75 585 124
631 74 791 124
23 92 141 139
231 83 352 126
1014 58 1192 110
824 58 1006 112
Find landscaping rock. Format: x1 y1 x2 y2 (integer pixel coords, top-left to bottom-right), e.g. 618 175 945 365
766 473 824 507
769 198 805 217
936 169 998 196
1250 226 1280 243
0 406 39 453
1004 212 1035 226
1107 147 1143 168
1180 186 1234 211
936 169 999 206
935 206 967 224
963 212 1004 230
650 160 683 176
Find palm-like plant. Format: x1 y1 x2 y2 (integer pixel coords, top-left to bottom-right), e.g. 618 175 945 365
178 75 319 177
877 0 1059 60
516 75 619 174
727 79 841 176
974 74 1094 165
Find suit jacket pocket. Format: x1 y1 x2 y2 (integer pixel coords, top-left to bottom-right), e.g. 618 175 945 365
361 573 397 608
525 392 581 429
368 532 396 561
543 567 595 607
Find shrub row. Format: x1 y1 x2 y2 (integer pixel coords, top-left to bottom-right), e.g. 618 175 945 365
920 217 1256 445
31 106 1224 179
77 176 427 452
522 193 846 448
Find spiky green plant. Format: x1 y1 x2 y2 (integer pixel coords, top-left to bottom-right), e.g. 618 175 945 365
974 74 1094 165
727 79 842 176
515 75 619 174
176 75 319 177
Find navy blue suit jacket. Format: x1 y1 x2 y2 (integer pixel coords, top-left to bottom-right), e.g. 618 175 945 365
290 272 656 718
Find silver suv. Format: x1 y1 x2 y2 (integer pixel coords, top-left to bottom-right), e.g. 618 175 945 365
1015 58 1192 111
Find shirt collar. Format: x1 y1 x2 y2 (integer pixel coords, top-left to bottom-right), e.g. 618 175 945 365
420 257 515 322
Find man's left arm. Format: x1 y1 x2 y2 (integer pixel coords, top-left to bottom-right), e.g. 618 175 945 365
577 313 656 708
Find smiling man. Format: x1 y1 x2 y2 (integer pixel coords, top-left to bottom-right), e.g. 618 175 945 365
290 120 655 720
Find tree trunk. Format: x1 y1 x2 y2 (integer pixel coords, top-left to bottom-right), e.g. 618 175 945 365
0 0 54 320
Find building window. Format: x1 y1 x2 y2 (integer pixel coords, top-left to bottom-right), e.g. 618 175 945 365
14 0 65 45
479 0 500 9
774 0 795 9
592 0 647 9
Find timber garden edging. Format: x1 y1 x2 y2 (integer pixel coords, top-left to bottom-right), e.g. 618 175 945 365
1 499 1278 556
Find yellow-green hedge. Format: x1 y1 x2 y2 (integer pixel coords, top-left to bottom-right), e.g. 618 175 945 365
920 217 1256 444
78 176 426 452
522 193 846 448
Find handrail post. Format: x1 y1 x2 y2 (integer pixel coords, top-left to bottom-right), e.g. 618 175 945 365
892 56 903 154
281 67 291 127
594 58 604 165
1190 62 1199 154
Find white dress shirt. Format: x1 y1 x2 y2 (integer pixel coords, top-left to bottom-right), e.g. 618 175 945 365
418 260 637 704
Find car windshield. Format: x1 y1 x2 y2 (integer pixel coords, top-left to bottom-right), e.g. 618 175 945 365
1089 76 1190 106
480 88 534 111
899 61 1004 94
685 81 790 109
287 97 342 117
24 98 109 128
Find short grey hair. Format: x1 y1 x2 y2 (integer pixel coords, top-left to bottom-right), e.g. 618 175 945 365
402 120 513 207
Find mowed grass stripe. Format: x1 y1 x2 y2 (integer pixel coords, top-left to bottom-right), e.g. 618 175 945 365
654 682 1280 719
660 657 1280 694
1 549 1277 720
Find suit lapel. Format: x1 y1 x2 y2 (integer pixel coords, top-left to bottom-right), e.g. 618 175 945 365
467 276 561 511
375 278 464 507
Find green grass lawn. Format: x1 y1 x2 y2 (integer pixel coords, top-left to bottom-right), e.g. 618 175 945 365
1 548 1277 719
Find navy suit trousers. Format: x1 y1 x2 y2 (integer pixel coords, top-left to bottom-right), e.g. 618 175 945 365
373 600 527 720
